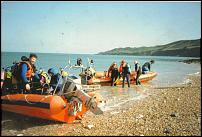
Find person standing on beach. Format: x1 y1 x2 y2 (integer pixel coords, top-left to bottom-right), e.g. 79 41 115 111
122 60 131 88
110 62 119 86
134 60 139 72
136 66 142 85
107 62 115 77
119 60 125 76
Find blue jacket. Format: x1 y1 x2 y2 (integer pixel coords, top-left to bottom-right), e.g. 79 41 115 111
21 64 40 83
21 64 29 83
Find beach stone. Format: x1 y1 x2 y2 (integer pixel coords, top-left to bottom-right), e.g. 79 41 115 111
86 124 94 129
170 112 178 117
163 127 172 134
1 120 12 124
110 111 120 115
17 134 24 136
136 114 144 119
9 130 17 135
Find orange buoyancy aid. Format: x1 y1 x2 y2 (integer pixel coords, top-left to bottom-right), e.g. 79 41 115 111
119 65 123 73
20 61 33 79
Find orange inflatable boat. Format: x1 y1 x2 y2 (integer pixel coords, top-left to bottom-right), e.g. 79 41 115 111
87 71 157 86
1 77 105 123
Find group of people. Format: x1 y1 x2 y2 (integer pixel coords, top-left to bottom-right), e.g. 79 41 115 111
108 59 155 88
1 53 67 94
1 53 155 94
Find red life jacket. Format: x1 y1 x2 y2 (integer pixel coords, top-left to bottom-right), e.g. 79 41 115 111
119 65 123 73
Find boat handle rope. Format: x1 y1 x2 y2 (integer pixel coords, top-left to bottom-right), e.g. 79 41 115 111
6 95 11 101
24 95 52 104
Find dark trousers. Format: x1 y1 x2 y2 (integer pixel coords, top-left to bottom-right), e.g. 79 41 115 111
111 75 118 86
122 74 130 88
136 75 141 85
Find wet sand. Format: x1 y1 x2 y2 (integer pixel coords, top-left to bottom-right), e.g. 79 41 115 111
1 74 201 136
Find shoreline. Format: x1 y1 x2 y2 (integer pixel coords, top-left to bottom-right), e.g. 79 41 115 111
1 74 201 136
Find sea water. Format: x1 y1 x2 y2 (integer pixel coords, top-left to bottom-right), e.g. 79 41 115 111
1 52 200 87
1 52 201 111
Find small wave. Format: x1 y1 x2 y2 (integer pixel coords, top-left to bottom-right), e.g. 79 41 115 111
187 72 201 76
181 78 192 85
103 94 147 111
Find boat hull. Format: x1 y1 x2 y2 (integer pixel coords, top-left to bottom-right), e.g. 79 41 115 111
1 94 88 123
88 71 157 86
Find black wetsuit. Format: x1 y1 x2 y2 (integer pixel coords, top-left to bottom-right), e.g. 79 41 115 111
122 64 130 88
111 68 119 86
142 62 151 74
136 67 142 85
142 62 151 71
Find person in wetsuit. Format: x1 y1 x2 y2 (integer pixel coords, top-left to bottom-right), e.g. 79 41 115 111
142 60 155 74
110 62 119 86
122 61 131 88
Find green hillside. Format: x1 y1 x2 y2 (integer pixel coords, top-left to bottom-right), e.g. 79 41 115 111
98 39 201 57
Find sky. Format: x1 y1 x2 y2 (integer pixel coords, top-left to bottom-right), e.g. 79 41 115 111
1 1 201 54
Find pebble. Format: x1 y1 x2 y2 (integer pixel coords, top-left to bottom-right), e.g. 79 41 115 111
163 127 172 134
86 124 94 129
9 130 17 134
1 120 12 124
17 134 24 136
170 112 178 117
110 111 120 115
1 75 200 136
136 114 144 119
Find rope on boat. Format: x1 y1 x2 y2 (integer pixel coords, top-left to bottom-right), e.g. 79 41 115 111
24 94 52 104
6 95 11 101
24 94 36 104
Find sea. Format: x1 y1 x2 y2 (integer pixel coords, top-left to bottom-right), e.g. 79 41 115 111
1 52 201 112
